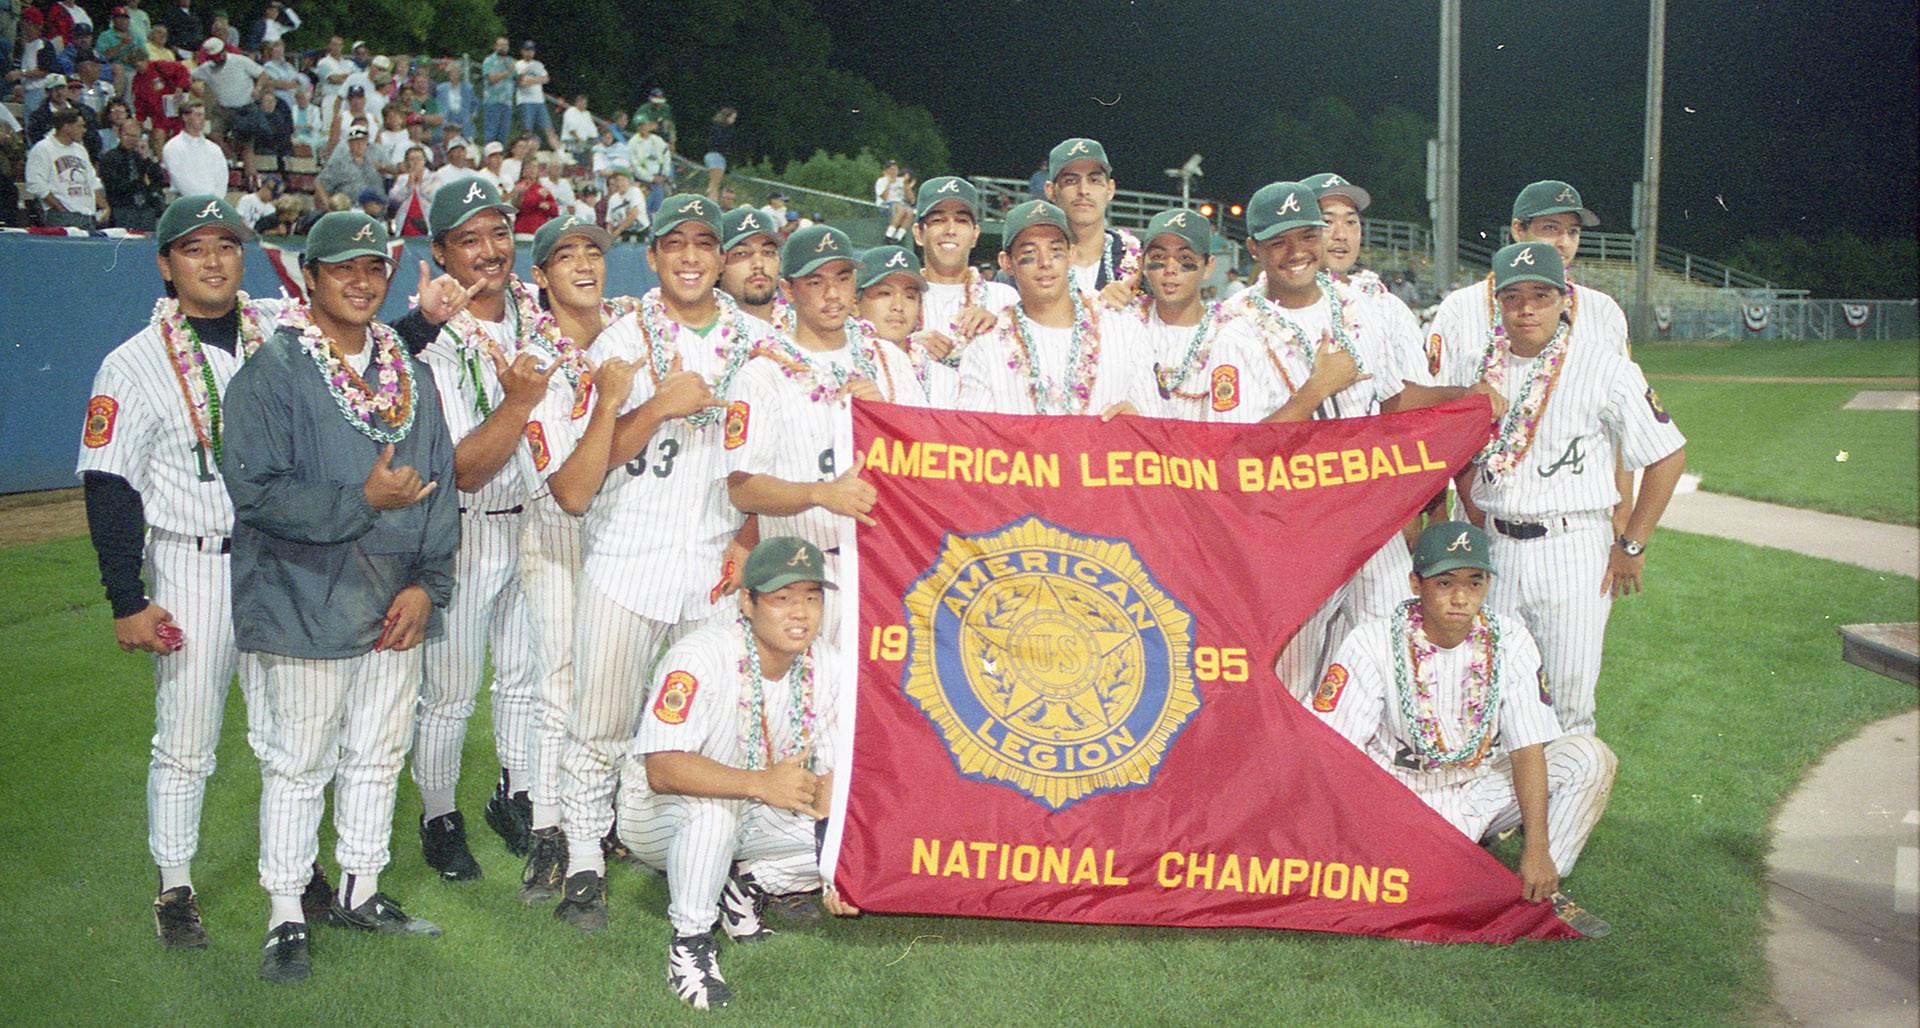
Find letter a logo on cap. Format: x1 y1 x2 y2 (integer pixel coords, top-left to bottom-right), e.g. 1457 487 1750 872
196 200 222 219
1277 193 1300 216
886 250 908 268
1166 212 1189 226
786 547 812 567
937 179 960 194
814 234 837 252
740 213 758 230
1321 175 1345 187
1067 140 1090 156
1555 186 1577 203
1511 248 1536 266
463 181 486 203
351 223 375 241
1446 531 1472 552
675 197 702 213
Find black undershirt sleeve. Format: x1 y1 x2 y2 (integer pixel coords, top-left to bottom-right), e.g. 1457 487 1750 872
83 470 150 619
395 309 438 355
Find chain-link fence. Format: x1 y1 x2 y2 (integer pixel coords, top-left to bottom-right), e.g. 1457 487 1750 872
1632 298 1917 341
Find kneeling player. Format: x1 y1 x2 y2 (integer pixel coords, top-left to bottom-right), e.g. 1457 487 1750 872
1312 521 1616 936
615 538 856 1009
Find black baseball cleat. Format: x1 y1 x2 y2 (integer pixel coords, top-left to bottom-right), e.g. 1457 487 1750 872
601 826 637 867
667 930 732 1010
519 826 568 906
483 770 533 857
763 890 823 924
299 863 335 924
153 886 209 949
716 870 773 942
258 921 311 985
421 811 484 881
553 870 607 932
1550 891 1613 939
328 892 444 936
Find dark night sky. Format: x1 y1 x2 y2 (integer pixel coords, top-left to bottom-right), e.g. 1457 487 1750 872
821 0 1918 258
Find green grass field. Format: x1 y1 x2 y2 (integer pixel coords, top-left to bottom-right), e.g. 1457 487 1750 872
1635 338 1919 525
0 528 1912 1028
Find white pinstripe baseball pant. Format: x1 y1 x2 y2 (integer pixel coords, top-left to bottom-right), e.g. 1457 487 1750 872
518 500 582 817
413 512 537 796
145 533 267 870
1436 734 1617 876
252 647 421 897
616 783 821 936
1487 511 1613 735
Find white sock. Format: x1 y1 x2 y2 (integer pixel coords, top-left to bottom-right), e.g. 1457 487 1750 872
532 802 560 831
420 786 456 821
567 836 605 877
158 865 192 893
504 767 524 795
268 894 303 929
343 872 379 909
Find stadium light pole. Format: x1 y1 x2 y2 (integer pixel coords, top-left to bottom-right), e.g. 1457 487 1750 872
1433 0 1461 294
1632 0 1668 344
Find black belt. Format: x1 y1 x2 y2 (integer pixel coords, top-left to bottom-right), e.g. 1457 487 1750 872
459 505 526 516
154 529 231 553
1492 518 1547 540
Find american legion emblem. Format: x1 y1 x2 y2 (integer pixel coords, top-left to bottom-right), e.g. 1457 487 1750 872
901 517 1197 810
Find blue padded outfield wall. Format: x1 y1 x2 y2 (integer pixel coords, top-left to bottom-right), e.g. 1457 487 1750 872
0 233 661 494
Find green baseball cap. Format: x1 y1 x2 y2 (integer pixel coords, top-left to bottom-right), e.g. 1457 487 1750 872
1512 180 1599 226
915 175 980 221
1490 241 1566 292
156 194 254 250
1048 137 1111 181
650 193 723 243
741 536 838 593
1244 182 1326 242
1412 521 1496 577
999 199 1069 252
303 211 392 265
427 174 514 240
1142 208 1212 259
1305 172 1371 211
857 245 926 291
530 213 614 267
780 224 857 280
721 206 779 251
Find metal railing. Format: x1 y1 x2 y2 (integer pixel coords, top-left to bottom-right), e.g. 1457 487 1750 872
968 175 1219 231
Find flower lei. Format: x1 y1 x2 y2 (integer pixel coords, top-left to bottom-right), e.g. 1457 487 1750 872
156 294 271 464
1104 227 1142 286
443 277 593 420
927 268 993 368
755 317 896 404
1150 300 1222 401
1391 598 1501 768
1005 289 1101 415
1239 271 1364 395
1475 318 1571 479
736 614 816 772
769 292 794 334
282 303 416 443
1340 267 1388 298
636 287 756 428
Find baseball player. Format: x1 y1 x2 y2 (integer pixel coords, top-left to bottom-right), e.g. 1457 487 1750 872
956 200 1162 418
78 195 302 949
1313 520 1615 936
1131 208 1237 422
220 211 456 985
395 175 558 883
1210 182 1417 698
1042 137 1140 309
716 206 785 327
549 194 767 929
615 537 858 1010
1456 242 1686 734
509 214 640 904
911 175 1016 366
856 244 960 409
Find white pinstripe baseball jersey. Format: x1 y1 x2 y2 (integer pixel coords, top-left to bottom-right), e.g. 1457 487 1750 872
921 277 1018 339
420 315 528 512
1314 612 1561 793
1356 286 1428 390
1138 300 1244 422
1428 277 1629 389
577 291 767 622
76 299 287 535
1211 278 1407 423
956 303 1164 417
632 621 842 776
1468 342 1685 520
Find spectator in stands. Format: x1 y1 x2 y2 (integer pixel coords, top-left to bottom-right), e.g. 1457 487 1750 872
28 107 108 227
512 39 561 152
476 140 507 191
98 7 143 94
231 87 291 184
127 46 188 150
96 96 132 153
338 53 393 123
289 78 323 152
315 123 381 209
348 39 371 68
640 86 675 151
235 172 278 227
627 113 670 217
426 137 472 193
606 108 630 141
43 1 88 48
716 184 736 211
244 1 300 52
509 154 556 236
388 144 435 236
433 58 475 142
100 114 166 230
313 34 352 104
258 39 298 108
559 93 596 164
400 68 443 128
702 105 735 200
500 131 533 186
590 126 630 182
72 52 116 117
370 104 408 174
161 99 226 198
121 1 156 62
144 23 173 62
875 159 913 241
603 169 647 242
160 0 202 57
260 191 305 235
19 14 57 116
354 186 389 223
189 37 260 150
325 84 375 156
30 74 102 161
205 10 239 52
0 111 20 228
61 22 104 75
478 35 512 145
541 149 577 209
569 180 599 224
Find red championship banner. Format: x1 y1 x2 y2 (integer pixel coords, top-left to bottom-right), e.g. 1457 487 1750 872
828 396 1578 943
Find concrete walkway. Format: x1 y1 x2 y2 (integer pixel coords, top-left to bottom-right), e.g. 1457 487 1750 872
1662 485 1919 1027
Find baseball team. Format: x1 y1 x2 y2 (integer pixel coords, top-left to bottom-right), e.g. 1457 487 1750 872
78 136 1684 1006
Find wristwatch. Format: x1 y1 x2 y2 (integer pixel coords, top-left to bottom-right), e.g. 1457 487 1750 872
1616 536 1646 557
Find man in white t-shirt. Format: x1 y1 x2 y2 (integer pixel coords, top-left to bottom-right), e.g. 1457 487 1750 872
160 100 228 199
911 175 1016 368
187 37 259 149
28 107 108 227
512 40 561 152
